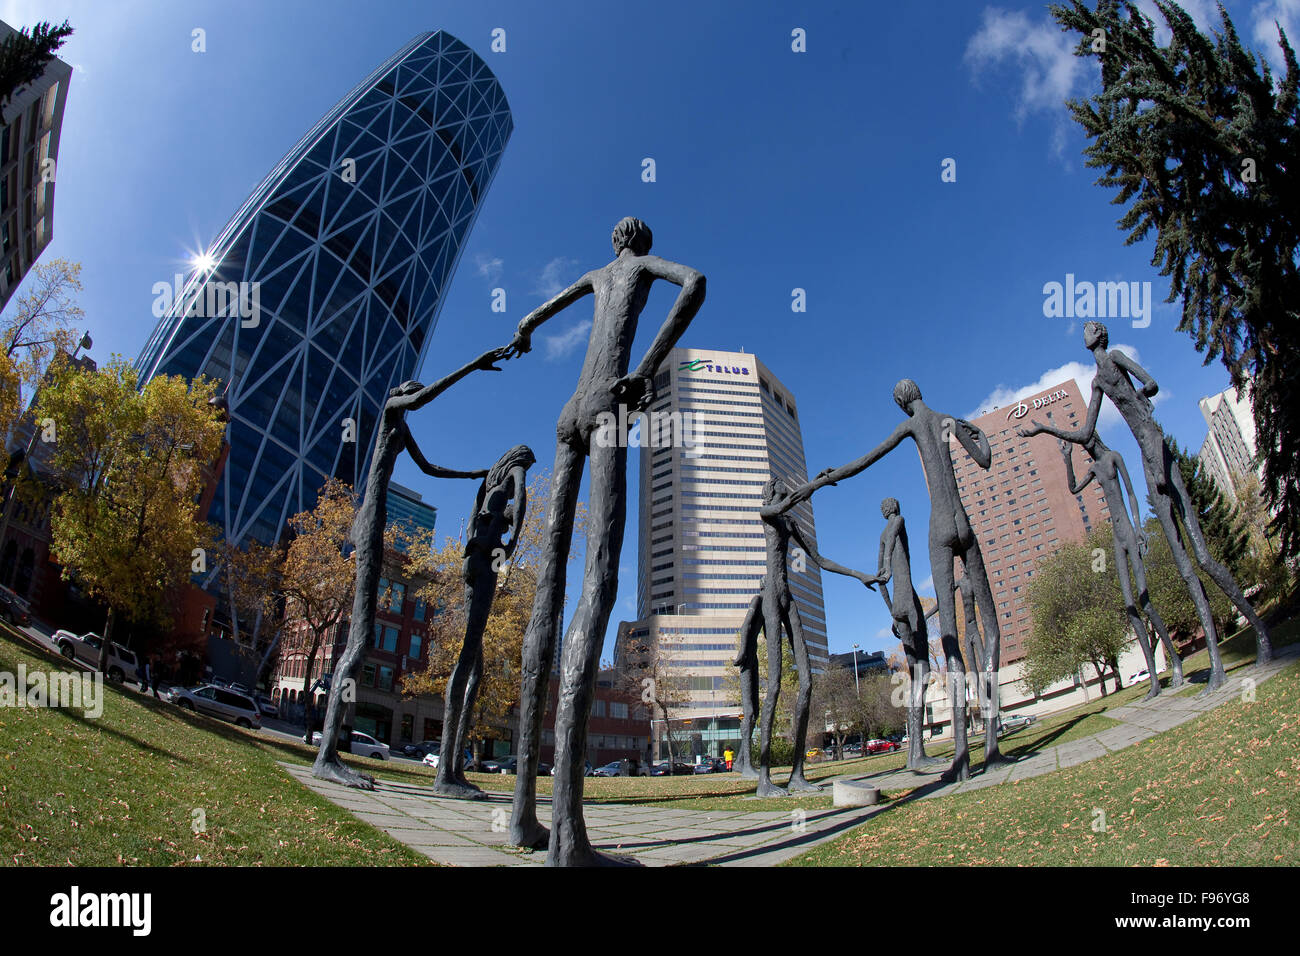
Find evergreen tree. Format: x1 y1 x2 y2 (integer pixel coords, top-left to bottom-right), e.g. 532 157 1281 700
0 20 73 118
1051 0 1300 561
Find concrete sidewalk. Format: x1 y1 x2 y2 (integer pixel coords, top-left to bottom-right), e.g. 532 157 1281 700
284 645 1296 866
281 763 877 866
847 644 1298 799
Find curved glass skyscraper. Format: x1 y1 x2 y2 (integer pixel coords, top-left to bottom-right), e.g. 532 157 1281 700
138 31 511 551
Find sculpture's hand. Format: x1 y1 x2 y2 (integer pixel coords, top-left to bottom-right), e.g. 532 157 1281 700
815 466 838 487
503 329 532 359
1136 528 1149 556
610 372 654 411
1142 381 1158 398
860 574 878 591
1016 419 1047 438
1058 438 1072 457
477 346 510 371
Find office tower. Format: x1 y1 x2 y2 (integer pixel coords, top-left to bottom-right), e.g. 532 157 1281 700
0 20 72 310
619 347 828 753
956 379 1110 664
136 31 511 557
1197 385 1260 502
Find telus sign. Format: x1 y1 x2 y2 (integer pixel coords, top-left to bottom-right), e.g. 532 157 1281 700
679 358 750 376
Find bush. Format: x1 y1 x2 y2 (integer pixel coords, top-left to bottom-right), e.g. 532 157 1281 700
752 735 797 767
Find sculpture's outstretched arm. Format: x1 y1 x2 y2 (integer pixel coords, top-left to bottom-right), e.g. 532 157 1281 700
1113 349 1158 398
390 345 509 414
734 592 763 667
611 257 706 410
403 424 489 480
499 465 530 560
632 257 707 381
505 273 596 356
790 522 874 587
951 417 992 469
788 421 911 507
1060 440 1093 495
1017 383 1101 444
1115 453 1145 533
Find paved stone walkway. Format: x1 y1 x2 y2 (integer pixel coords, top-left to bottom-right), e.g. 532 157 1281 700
283 645 1297 866
281 763 876 866
853 643 1299 799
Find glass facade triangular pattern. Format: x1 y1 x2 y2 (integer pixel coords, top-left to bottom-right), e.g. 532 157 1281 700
136 31 511 555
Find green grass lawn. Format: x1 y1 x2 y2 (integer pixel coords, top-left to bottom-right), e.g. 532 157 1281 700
788 657 1300 866
0 632 430 866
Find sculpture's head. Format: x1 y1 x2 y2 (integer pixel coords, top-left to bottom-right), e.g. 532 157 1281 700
880 497 900 518
762 476 788 504
486 444 536 490
611 217 653 256
389 380 423 398
893 378 922 414
1084 320 1108 350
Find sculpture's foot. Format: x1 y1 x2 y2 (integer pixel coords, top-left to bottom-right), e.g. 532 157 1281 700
432 779 486 801
312 758 376 791
786 775 822 793
548 844 643 867
509 819 550 850
736 765 759 780
940 756 970 784
756 779 789 798
1198 670 1227 696
981 752 1017 770
1142 685 1161 702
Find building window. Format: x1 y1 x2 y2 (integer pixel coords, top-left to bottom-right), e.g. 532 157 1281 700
409 633 423 659
400 714 414 742
377 666 394 691
362 662 376 686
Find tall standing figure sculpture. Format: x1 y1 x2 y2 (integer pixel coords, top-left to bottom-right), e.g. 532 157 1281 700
1058 434 1183 698
504 217 706 865
732 591 763 779
867 497 963 774
785 378 1010 772
433 444 536 799
1016 321 1271 691
755 478 874 796
312 346 506 790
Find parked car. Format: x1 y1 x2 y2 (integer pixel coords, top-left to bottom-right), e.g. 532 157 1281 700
651 760 695 776
693 757 726 774
997 714 1035 736
592 761 623 777
1128 669 1150 684
0 585 32 626
253 694 278 718
311 729 390 759
865 739 900 754
491 756 552 776
420 744 473 769
169 684 262 729
403 740 440 759
52 630 142 685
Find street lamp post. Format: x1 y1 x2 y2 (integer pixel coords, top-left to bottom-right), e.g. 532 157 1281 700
852 643 861 696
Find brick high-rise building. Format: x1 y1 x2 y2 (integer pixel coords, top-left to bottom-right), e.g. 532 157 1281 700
952 379 1110 665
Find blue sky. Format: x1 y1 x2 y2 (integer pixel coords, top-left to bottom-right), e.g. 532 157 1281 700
7 0 1295 661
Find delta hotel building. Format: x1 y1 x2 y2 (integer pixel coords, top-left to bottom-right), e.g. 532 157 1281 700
953 379 1110 667
615 347 830 756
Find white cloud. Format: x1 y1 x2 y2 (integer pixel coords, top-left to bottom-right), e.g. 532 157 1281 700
543 319 591 361
918 574 935 596
967 343 1151 434
1252 0 1300 75
533 257 579 298
474 253 503 284
875 627 894 640
965 7 1087 155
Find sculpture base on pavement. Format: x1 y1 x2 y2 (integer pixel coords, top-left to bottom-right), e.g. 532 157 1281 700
832 779 880 807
